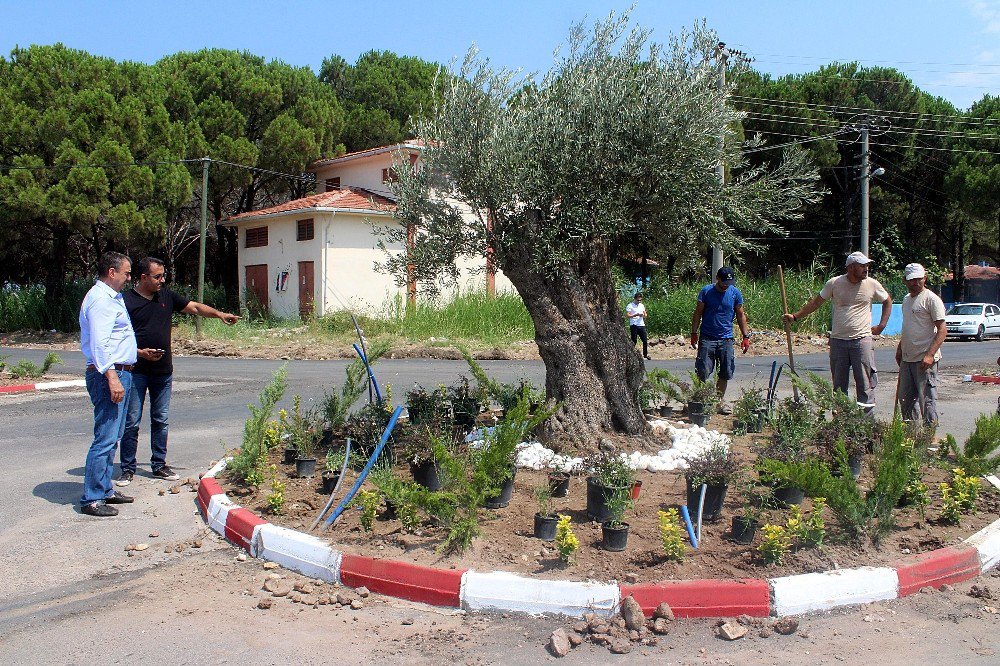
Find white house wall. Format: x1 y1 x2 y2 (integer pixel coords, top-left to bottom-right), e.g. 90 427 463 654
322 214 406 313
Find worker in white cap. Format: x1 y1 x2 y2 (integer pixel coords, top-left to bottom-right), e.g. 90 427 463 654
896 262 946 426
783 251 892 411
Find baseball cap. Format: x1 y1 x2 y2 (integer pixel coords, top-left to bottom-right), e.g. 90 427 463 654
717 266 736 285
845 251 873 267
904 263 926 280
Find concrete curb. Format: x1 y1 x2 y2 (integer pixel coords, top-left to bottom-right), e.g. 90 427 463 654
0 379 86 394
198 459 1000 619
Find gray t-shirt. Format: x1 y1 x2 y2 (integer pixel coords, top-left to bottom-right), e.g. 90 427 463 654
900 289 946 363
819 275 890 340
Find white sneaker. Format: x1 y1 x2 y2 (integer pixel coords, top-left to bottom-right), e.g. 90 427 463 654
115 471 134 487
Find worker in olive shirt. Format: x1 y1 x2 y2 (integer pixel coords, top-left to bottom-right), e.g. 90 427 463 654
784 251 892 412
116 257 239 485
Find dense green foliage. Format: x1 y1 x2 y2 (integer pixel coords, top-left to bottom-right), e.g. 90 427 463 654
761 417 913 545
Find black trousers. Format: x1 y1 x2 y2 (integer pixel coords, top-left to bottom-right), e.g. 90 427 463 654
630 324 648 357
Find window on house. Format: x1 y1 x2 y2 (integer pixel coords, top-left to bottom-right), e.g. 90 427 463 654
381 168 398 184
245 226 268 248
324 177 341 191
296 218 315 242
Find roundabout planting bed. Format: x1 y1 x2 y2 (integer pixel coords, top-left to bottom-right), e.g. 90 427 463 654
216 410 1000 583
206 363 1000 618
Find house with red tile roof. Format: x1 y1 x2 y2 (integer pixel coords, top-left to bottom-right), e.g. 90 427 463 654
223 142 510 317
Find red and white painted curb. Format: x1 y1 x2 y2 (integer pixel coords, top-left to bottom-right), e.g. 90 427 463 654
197 459 1000 619
0 379 86 394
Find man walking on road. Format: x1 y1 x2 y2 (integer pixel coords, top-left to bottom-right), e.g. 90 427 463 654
79 252 137 517
896 263 946 427
626 292 650 360
117 257 239 485
691 267 752 413
784 251 892 411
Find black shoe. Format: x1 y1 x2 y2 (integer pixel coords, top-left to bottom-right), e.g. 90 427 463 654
115 471 134 487
104 491 134 504
82 503 118 517
152 465 179 481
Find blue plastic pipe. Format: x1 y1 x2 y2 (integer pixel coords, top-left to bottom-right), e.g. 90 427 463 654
680 505 699 549
324 405 402 526
353 342 383 405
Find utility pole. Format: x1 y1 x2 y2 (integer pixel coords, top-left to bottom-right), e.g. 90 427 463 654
196 156 209 339
859 126 870 256
711 42 727 278
847 115 887 257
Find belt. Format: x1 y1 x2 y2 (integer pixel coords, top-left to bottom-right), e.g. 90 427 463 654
86 363 135 373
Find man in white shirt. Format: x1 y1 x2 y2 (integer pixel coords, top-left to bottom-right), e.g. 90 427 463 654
626 292 650 360
784 252 892 410
79 252 138 517
895 263 946 426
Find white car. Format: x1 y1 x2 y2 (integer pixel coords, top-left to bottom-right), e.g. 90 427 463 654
945 302 1000 341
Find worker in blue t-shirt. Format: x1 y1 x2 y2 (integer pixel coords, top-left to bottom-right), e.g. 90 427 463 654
690 267 752 414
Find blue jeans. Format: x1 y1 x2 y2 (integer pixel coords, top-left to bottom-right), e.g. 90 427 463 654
82 368 133 505
695 338 735 381
121 373 173 474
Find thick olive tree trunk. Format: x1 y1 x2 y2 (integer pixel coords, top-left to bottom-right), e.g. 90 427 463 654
500 239 649 450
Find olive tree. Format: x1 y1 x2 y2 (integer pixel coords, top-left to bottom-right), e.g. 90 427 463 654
382 15 820 447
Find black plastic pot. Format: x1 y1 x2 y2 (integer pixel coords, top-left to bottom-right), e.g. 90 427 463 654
689 412 710 428
772 485 805 507
410 460 443 491
687 401 705 415
321 470 340 494
749 409 767 433
730 516 759 545
685 477 728 522
534 512 558 541
382 499 397 519
586 476 630 523
320 428 333 448
296 457 317 478
283 446 298 464
601 521 630 551
453 408 478 431
848 453 864 480
484 467 516 509
548 472 570 498
642 408 657 418
659 405 674 418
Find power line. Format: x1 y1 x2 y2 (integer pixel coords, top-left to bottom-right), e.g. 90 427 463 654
732 95 1000 128
730 49 1000 70
742 129 848 153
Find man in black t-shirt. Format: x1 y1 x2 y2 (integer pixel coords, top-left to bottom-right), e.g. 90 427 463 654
116 257 239 485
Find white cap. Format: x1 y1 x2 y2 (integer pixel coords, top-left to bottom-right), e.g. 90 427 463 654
904 263 926 280
845 251 873 267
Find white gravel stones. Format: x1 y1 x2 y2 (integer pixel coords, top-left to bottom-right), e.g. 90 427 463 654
507 420 730 473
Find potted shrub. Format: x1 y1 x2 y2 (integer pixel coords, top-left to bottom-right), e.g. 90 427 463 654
684 442 736 522
449 377 484 432
406 384 450 426
730 475 766 544
733 385 767 434
533 485 558 541
403 425 446 491
645 368 683 418
759 398 815 506
601 486 633 551
287 396 319 477
792 373 881 481
586 453 635 523
322 447 345 493
548 470 571 498
478 390 553 509
685 374 719 426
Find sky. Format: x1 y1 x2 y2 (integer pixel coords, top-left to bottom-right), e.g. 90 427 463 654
0 0 997 110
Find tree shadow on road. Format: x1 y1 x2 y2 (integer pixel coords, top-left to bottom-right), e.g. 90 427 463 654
33 481 81 505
